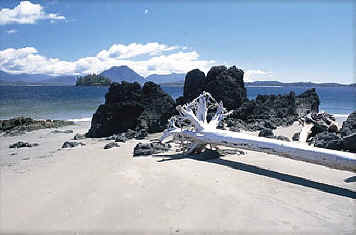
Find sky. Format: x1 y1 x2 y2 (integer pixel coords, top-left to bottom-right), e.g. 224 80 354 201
0 0 353 83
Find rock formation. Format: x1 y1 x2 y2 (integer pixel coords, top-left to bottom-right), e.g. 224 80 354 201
0 117 74 136
87 81 176 138
179 66 320 132
9 141 39 148
133 142 171 156
227 89 319 132
340 111 356 137
295 88 320 115
340 111 356 152
183 69 205 102
301 111 356 153
62 141 86 148
178 66 247 109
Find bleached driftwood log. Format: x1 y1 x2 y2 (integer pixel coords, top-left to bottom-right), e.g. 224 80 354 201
161 92 356 172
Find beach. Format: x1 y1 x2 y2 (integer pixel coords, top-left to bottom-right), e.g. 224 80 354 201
1 120 355 234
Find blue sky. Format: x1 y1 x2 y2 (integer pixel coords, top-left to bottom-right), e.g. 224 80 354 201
0 0 353 83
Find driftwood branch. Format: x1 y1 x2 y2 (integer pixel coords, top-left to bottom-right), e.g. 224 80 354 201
161 92 356 173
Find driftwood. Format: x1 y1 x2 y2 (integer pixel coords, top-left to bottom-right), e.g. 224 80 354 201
161 92 356 172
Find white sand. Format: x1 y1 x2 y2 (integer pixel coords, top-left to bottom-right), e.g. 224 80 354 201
0 121 355 234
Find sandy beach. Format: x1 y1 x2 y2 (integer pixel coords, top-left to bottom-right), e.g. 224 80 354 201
0 120 355 234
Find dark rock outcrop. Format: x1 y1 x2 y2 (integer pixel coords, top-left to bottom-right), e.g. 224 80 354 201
230 92 298 131
104 142 120 149
328 124 338 133
87 81 176 138
228 88 320 132
258 128 274 138
302 111 356 152
133 142 171 156
340 111 356 137
314 132 343 150
295 88 320 115
257 129 290 142
339 111 356 152
308 122 328 139
115 134 128 143
52 130 74 134
183 69 205 102
125 129 137 139
204 66 247 109
0 117 74 136
178 66 247 109
342 133 356 152
62 141 85 148
275 136 291 142
292 132 300 141
9 141 38 148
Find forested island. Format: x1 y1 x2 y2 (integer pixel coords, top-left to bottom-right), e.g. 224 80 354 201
75 74 112 86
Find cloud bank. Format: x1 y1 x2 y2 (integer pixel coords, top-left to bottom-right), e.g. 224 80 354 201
0 1 65 25
0 42 216 77
244 69 272 82
0 41 271 80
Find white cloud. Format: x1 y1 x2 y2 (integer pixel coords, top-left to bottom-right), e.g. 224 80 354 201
0 1 65 25
6 29 17 34
0 42 216 77
144 9 149 14
244 69 272 82
96 42 178 60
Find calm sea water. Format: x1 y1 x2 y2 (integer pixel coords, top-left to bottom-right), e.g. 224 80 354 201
0 86 355 120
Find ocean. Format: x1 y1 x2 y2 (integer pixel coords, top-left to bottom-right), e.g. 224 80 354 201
0 85 355 121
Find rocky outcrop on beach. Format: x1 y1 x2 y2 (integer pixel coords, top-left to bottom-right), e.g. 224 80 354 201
62 141 86 148
9 141 39 148
295 88 320 115
86 65 321 141
178 66 247 109
0 117 74 136
314 132 343 150
87 81 176 138
226 89 319 132
230 91 298 130
302 111 356 153
104 142 120 149
258 128 291 142
340 111 356 152
183 69 205 102
133 142 171 156
340 111 356 137
51 130 74 134
177 66 320 132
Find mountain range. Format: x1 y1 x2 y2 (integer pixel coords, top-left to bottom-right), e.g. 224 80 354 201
0 66 354 87
160 80 356 87
0 66 186 86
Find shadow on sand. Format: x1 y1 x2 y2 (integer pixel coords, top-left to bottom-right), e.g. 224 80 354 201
154 150 356 199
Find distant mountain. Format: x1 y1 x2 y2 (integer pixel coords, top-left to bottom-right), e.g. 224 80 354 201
0 70 53 83
245 81 351 87
245 81 284 87
0 70 76 85
160 80 354 88
36 76 76 85
99 66 147 84
1 67 354 87
146 73 185 84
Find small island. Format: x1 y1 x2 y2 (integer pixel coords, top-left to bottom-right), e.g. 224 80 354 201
75 74 112 86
